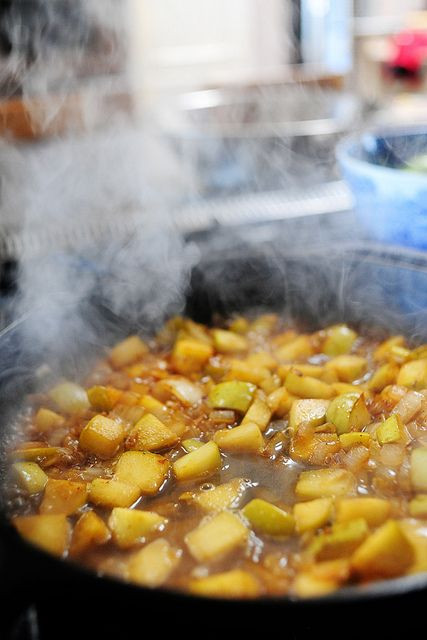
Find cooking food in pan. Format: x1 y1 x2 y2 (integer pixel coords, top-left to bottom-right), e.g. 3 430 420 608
6 315 427 599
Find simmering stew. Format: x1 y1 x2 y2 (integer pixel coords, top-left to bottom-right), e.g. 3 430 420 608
6 315 427 598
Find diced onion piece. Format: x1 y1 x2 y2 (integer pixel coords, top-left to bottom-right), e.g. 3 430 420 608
393 391 423 423
158 377 202 407
49 382 89 414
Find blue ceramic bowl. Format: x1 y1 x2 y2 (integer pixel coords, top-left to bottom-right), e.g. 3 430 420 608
337 128 427 249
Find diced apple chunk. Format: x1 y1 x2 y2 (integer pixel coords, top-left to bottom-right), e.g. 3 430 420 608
110 335 148 368
128 539 181 587
242 499 294 536
294 498 333 533
308 519 368 561
12 462 48 494
115 451 170 495
34 408 65 432
89 478 141 508
293 572 338 598
276 335 313 361
339 432 371 449
368 363 398 392
182 438 204 453
157 377 203 408
189 570 260 598
326 393 370 435
409 495 427 518
40 478 87 515
79 415 124 459
410 447 427 491
289 399 330 432
242 396 272 432
226 360 270 385
376 414 403 445
185 511 248 563
212 329 248 353
208 381 256 413
108 507 166 548
181 478 247 512
335 498 391 528
13 514 71 556
125 413 178 452
69 510 111 556
397 359 427 390
323 325 357 356
326 355 367 383
285 370 333 399
351 520 414 578
295 468 356 499
214 422 263 454
87 385 122 411
171 339 213 374
173 441 221 481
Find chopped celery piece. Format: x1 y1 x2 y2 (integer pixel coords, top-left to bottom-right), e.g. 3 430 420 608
208 381 256 412
242 498 294 536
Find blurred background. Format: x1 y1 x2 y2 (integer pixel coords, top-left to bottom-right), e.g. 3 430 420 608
0 1 426 261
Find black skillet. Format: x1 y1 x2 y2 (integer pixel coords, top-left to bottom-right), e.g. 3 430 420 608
1 240 427 638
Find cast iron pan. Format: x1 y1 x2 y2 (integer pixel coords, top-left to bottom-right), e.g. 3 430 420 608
1 241 427 637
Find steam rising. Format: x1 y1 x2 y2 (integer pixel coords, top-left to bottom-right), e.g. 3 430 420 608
0 0 198 363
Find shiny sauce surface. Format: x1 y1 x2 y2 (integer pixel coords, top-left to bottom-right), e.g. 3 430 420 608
6 315 427 598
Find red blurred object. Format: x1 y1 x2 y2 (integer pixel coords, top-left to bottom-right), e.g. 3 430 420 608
390 29 427 75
